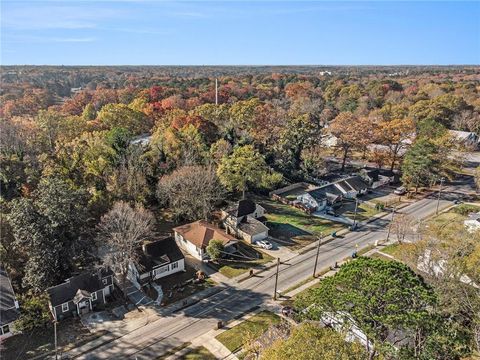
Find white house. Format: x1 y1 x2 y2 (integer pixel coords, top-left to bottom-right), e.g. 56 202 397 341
174 220 237 260
127 237 185 289
333 176 369 199
222 199 269 244
0 268 20 339
464 212 480 233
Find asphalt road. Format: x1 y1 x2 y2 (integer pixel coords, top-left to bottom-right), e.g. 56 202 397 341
74 196 454 360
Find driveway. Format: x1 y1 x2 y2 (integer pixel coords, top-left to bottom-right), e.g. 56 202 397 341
312 211 353 225
256 237 297 259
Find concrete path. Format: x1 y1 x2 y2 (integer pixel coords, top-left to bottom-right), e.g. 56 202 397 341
192 333 237 360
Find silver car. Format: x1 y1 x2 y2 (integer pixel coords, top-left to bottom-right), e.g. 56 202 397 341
256 240 273 250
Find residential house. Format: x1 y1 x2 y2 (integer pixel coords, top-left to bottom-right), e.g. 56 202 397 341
222 199 269 244
464 212 480 233
127 237 185 288
333 176 369 199
46 269 114 321
359 169 391 189
297 183 343 212
449 130 479 150
0 268 20 339
174 220 237 260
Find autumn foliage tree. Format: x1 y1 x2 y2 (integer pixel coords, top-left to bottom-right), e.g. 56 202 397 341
329 112 365 171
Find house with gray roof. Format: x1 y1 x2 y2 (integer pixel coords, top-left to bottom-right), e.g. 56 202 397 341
333 176 369 199
46 269 114 321
222 199 269 244
0 267 20 339
127 237 185 288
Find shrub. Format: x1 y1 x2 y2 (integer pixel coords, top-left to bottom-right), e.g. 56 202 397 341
453 204 480 216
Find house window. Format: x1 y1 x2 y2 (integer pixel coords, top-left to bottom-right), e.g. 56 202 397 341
91 292 97 301
102 278 108 285
1 325 10 335
171 262 178 269
61 303 69 312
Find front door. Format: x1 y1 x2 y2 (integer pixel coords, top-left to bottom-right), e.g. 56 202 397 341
79 300 90 315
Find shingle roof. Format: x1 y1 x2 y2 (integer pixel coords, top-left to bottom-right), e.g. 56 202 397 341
227 199 257 218
73 289 91 304
0 267 19 326
344 176 369 192
137 237 184 272
237 216 269 235
46 268 112 307
308 184 343 202
173 221 236 249
360 169 379 182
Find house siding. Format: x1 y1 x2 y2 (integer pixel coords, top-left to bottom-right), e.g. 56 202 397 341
52 288 108 321
175 232 204 260
151 259 185 280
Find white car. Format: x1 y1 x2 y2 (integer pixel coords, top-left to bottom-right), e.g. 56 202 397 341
256 240 273 250
394 186 407 195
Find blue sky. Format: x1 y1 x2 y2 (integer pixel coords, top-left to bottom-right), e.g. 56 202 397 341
1 1 479 65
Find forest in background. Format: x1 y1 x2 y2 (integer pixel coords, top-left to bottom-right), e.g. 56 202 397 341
1 65 479 358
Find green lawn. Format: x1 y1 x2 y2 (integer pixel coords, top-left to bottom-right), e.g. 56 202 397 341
340 202 381 222
381 243 401 256
258 197 343 249
215 311 281 352
210 242 275 278
179 346 216 360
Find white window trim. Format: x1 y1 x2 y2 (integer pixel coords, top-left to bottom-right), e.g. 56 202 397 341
91 292 97 301
61 303 69 312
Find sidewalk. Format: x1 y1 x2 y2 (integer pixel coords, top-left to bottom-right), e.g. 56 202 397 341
65 284 226 358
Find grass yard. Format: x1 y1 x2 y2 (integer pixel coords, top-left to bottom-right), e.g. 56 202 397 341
216 310 281 353
381 243 402 257
154 263 216 306
1 318 104 360
179 346 216 360
209 242 274 278
339 202 381 222
257 197 343 249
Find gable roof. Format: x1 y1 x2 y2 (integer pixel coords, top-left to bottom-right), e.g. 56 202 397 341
137 237 184 273
360 168 379 182
73 289 92 304
0 267 19 326
344 176 369 192
46 268 112 307
308 183 343 202
227 199 257 218
173 220 236 249
238 216 269 235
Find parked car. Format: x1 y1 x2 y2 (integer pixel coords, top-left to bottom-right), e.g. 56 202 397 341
256 240 273 250
394 186 407 195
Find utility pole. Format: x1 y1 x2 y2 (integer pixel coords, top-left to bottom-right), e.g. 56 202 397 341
386 205 396 243
273 258 280 300
436 177 445 215
54 320 58 360
313 235 322 277
215 78 218 105
352 198 359 230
